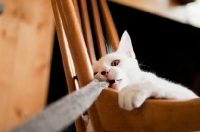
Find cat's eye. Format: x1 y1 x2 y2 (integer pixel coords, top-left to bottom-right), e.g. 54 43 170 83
94 72 98 75
111 60 120 66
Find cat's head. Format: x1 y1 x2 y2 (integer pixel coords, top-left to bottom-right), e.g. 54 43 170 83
92 31 141 91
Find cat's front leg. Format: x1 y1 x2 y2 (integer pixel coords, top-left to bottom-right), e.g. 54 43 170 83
118 84 150 111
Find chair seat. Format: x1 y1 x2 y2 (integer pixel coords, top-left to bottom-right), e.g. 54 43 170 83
95 88 200 132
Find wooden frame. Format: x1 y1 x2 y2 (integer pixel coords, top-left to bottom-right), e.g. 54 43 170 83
51 0 200 131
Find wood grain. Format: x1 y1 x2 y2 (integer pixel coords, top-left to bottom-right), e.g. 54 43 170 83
0 0 54 131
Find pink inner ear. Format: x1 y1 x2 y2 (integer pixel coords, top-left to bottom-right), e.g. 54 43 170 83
116 45 135 58
117 31 135 58
126 51 132 57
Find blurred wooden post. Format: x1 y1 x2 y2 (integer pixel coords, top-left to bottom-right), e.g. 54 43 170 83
0 0 54 131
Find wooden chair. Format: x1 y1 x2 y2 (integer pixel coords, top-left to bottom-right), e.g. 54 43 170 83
51 0 200 132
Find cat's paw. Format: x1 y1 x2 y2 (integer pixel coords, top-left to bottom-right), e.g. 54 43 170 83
118 85 147 111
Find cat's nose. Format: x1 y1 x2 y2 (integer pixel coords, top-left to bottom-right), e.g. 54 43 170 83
101 71 109 76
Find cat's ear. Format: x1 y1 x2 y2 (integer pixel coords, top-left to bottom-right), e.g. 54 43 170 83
116 31 135 58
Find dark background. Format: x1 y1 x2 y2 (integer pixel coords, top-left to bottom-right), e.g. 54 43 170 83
47 1 200 131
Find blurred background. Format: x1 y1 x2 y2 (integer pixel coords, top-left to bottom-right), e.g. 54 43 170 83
0 0 200 131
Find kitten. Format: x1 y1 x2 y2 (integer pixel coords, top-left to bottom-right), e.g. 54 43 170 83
93 31 198 111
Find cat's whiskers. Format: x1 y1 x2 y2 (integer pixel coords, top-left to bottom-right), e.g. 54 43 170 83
139 64 155 73
139 59 148 65
139 58 155 72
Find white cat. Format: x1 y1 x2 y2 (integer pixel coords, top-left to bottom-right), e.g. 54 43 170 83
92 31 199 111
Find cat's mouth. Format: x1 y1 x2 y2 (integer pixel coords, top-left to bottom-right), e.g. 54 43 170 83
107 79 122 88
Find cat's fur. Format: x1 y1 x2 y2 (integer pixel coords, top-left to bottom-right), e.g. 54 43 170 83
93 31 198 111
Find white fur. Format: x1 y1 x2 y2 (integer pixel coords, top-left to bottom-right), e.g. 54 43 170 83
93 31 199 111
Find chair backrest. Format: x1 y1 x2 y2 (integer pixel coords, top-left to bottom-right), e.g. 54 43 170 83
51 0 119 131
51 0 200 132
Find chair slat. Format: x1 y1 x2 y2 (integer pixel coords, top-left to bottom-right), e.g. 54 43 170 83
51 1 86 132
99 0 119 51
55 0 104 132
51 0 75 93
72 0 82 31
56 0 92 87
89 0 106 57
79 0 96 64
